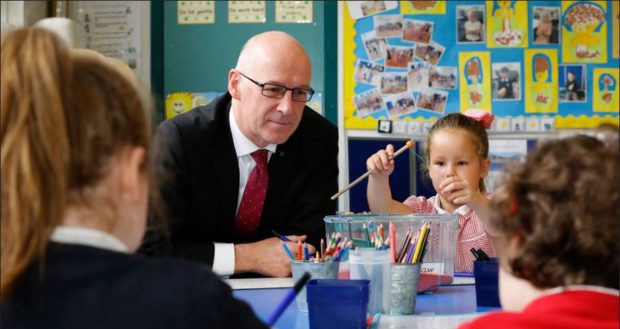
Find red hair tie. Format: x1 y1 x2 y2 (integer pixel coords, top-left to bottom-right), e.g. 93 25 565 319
509 194 518 215
463 109 495 129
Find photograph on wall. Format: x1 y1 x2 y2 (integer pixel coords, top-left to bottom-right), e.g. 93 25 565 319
486 0 528 48
361 31 387 62
401 0 446 15
459 52 491 111
429 66 457 90
347 1 397 20
525 49 558 113
559 65 586 102
561 1 607 63
402 19 434 44
532 6 560 45
416 87 448 114
492 62 521 101
385 45 414 68
354 59 385 86
374 15 404 38
353 89 386 118
457 5 485 44
408 62 430 91
414 41 445 65
593 68 619 112
380 72 408 94
386 92 417 118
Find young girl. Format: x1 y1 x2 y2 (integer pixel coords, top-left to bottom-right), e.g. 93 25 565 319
367 111 496 272
459 135 619 328
0 28 267 329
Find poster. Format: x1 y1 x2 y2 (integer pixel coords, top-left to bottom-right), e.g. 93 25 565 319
561 1 607 63
524 49 558 113
458 52 491 112
275 1 313 23
228 1 266 24
178 1 214 24
593 68 619 113
77 2 142 78
400 0 446 15
486 0 528 48
165 91 222 119
613 1 619 59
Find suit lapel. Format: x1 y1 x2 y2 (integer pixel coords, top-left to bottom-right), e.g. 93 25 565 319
211 104 239 239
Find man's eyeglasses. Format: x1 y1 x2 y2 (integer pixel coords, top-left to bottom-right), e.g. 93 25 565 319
237 71 314 102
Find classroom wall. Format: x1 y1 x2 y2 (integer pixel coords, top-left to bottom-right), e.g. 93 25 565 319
155 1 338 124
339 1 619 212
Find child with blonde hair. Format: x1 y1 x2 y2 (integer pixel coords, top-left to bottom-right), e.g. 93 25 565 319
367 111 496 272
1 27 267 329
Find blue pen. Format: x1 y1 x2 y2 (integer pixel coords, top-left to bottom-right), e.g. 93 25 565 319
281 242 295 260
267 272 312 326
272 229 292 242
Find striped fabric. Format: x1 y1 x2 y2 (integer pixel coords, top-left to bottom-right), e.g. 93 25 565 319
403 194 497 273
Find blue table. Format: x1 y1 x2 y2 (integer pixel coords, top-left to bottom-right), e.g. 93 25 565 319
234 284 497 329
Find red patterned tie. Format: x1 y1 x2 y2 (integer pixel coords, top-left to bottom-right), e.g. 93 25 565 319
234 149 269 238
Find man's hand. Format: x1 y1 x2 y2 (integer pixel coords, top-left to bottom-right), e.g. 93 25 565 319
234 235 316 277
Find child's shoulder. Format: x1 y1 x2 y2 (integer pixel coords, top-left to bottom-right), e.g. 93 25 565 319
403 194 437 213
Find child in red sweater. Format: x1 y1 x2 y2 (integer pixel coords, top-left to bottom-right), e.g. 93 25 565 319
459 135 619 329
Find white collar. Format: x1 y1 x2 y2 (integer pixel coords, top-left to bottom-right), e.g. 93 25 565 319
434 194 471 216
50 226 129 253
229 105 277 158
543 285 620 297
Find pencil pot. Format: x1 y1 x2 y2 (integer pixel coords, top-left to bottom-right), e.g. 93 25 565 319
473 258 501 307
291 260 340 312
348 249 391 314
388 263 422 315
307 279 369 329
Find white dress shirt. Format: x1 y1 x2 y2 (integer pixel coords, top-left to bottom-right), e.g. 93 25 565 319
50 226 129 253
211 107 276 276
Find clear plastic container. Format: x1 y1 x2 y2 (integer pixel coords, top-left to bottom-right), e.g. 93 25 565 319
348 248 391 314
324 214 458 292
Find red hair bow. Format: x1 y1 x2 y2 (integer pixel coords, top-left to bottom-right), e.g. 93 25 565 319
463 109 495 129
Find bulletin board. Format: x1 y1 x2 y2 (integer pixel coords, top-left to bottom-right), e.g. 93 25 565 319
343 0 619 130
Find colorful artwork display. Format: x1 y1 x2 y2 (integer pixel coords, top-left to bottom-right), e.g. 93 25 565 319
459 52 491 112
593 68 619 112
486 0 528 48
561 1 607 63
343 1 619 130
525 49 558 113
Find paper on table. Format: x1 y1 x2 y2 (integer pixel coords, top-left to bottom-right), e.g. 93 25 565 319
225 278 294 290
373 313 482 329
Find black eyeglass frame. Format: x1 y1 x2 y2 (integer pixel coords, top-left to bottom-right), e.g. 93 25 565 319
237 71 315 102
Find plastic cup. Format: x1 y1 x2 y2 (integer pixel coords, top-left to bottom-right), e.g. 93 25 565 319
348 248 391 314
307 279 369 329
291 260 340 312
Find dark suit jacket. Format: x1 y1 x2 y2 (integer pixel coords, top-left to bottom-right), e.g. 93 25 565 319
141 93 338 267
0 243 268 329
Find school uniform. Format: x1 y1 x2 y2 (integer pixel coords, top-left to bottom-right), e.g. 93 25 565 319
403 194 497 272
0 227 268 329
459 286 620 329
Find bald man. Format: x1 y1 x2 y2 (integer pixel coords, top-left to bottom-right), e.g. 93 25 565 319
142 32 338 277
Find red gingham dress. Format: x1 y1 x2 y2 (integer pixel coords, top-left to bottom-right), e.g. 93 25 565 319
403 194 497 273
